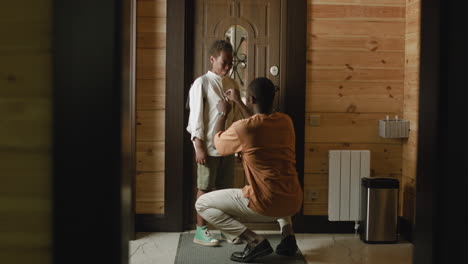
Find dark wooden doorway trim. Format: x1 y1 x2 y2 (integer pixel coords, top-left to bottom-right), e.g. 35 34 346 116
414 0 468 263
412 0 441 262
135 0 194 231
53 0 134 263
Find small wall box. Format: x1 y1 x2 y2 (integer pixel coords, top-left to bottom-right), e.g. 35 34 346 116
379 119 410 138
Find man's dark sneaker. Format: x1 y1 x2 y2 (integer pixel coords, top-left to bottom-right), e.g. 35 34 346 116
230 239 273 262
275 235 298 256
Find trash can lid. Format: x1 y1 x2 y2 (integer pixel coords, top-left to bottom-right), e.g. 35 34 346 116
361 177 399 189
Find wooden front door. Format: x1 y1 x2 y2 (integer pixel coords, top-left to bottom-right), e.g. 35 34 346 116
194 0 284 109
190 0 286 227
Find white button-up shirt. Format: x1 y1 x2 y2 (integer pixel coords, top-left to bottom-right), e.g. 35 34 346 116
186 71 243 156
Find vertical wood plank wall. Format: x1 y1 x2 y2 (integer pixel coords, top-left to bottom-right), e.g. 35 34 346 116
401 0 419 224
304 0 406 215
135 0 167 214
0 1 52 262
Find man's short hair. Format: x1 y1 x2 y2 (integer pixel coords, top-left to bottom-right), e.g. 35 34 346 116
248 77 276 109
209 40 233 57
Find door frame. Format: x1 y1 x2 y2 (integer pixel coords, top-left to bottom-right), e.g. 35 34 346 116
138 0 356 232
135 0 194 231
53 0 135 262
413 0 467 263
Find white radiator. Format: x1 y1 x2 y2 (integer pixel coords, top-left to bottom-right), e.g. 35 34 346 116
328 150 370 221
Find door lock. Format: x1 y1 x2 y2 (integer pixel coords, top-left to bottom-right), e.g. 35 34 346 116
270 66 279 76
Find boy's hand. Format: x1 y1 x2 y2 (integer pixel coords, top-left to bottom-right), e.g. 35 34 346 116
224 88 241 103
195 146 207 165
193 137 207 165
217 99 232 115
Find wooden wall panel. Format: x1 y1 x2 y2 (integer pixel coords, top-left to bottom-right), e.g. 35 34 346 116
0 54 52 97
305 113 403 144
137 17 166 48
308 35 404 52
136 49 166 80
136 201 165 214
304 0 406 215
0 1 52 262
0 99 51 149
136 142 165 173
308 50 404 68
307 67 404 82
309 20 405 36
136 172 164 201
303 173 328 215
308 0 405 5
137 0 167 18
404 34 419 66
304 143 402 175
135 0 166 214
405 0 420 34
0 250 51 263
303 203 328 216
402 134 417 177
306 82 403 113
135 172 164 214
401 0 420 223
136 79 166 110
309 4 405 20
136 110 165 141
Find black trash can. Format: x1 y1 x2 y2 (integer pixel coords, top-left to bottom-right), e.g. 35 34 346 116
360 177 399 243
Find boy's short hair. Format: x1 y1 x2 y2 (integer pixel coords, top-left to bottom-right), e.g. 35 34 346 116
248 77 276 109
209 40 233 57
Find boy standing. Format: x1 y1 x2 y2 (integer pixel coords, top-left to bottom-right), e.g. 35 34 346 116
186 40 250 246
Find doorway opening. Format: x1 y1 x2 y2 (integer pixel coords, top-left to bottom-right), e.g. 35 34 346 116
187 0 289 230
134 0 308 232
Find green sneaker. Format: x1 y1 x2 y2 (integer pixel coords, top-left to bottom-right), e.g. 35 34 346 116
193 226 219 246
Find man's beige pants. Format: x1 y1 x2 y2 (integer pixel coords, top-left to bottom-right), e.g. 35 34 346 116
195 188 292 240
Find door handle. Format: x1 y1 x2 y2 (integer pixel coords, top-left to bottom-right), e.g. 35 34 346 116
270 66 279 76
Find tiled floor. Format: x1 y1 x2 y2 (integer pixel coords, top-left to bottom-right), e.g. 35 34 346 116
129 231 413 264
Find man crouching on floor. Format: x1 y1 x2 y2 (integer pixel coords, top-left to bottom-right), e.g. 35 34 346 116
195 77 303 263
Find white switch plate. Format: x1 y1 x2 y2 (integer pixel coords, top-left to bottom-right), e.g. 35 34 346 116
309 115 320 126
305 189 320 201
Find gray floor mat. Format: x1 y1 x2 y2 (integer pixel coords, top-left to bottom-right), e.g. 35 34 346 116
174 233 307 264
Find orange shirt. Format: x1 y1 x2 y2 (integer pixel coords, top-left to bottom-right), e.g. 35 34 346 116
214 112 303 217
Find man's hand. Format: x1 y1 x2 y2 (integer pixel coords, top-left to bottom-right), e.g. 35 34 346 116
193 138 207 165
212 99 231 148
224 88 252 118
224 88 241 103
217 99 232 115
